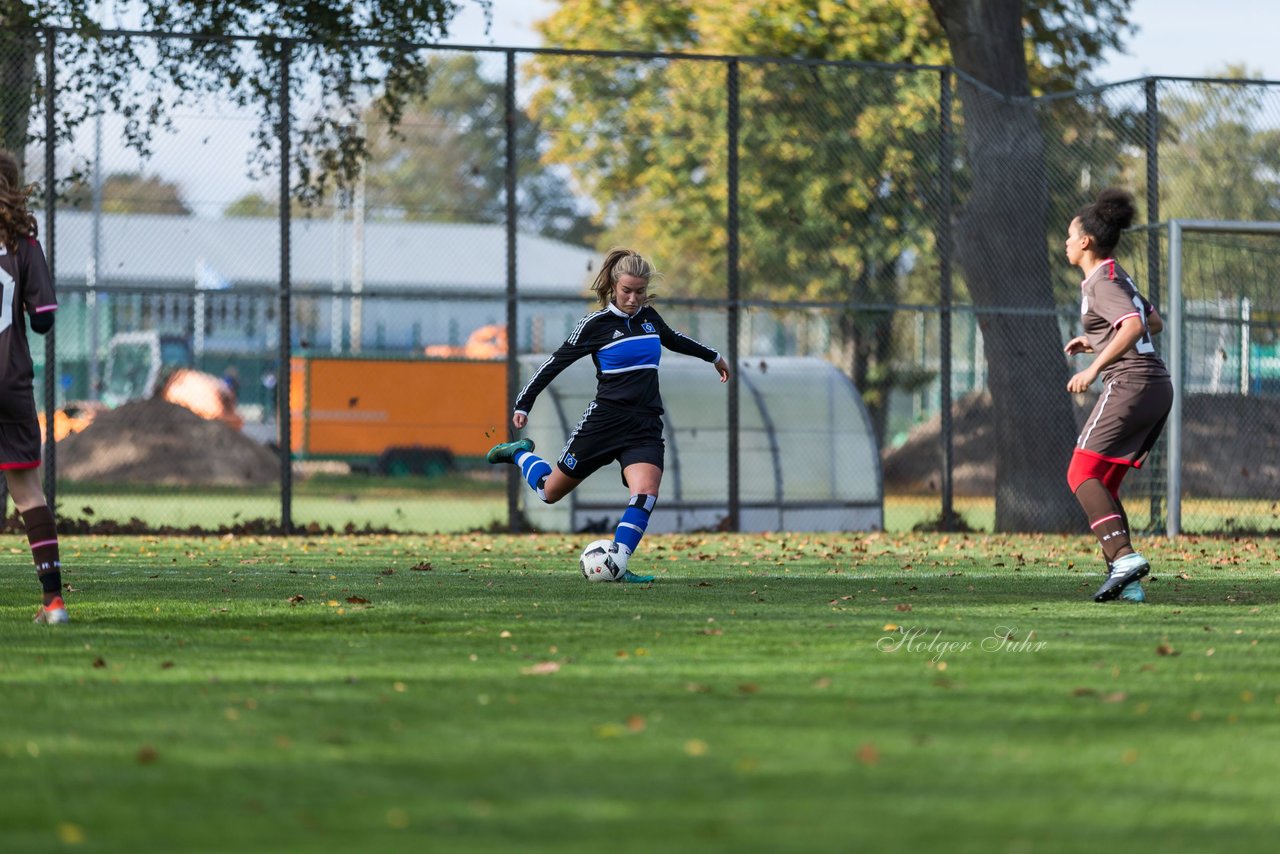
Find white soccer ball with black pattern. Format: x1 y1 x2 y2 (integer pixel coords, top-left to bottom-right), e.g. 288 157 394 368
580 538 624 582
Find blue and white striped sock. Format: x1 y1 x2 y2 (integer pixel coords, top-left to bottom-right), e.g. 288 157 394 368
514 451 552 502
614 494 657 554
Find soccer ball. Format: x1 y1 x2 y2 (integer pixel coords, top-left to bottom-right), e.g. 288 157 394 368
580 538 624 582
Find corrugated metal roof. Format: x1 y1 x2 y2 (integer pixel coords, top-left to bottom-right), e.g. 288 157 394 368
50 211 596 294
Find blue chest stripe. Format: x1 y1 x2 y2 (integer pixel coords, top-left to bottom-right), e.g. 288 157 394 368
598 335 661 372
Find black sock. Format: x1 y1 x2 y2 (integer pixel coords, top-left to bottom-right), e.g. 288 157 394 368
21 504 62 599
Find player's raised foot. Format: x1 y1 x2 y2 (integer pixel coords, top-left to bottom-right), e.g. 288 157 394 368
485 437 534 464
621 569 655 584
34 596 69 625
1093 552 1150 602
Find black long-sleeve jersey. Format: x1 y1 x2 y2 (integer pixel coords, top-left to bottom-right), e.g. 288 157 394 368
516 303 719 418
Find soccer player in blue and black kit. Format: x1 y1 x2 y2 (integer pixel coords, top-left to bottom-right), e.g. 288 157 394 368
486 248 730 582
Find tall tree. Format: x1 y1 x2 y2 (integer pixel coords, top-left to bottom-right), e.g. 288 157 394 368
529 0 950 442
361 54 596 243
64 171 191 215
0 1 488 200
532 0 1135 531
928 0 1133 531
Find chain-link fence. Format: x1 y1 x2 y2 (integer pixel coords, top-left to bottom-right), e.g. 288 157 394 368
6 25 1280 534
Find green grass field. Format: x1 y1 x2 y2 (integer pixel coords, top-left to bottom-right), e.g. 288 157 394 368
48 477 1280 535
3 531 1279 852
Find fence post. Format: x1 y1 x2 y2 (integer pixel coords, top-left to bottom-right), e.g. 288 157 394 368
1144 78 1166 532
937 69 955 531
1166 221 1182 537
726 58 741 532
504 49 521 533
277 38 294 535
42 28 58 510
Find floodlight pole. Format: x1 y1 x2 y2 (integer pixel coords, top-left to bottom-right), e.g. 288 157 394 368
278 38 294 535
1165 221 1182 537
937 69 955 531
726 59 741 532
43 29 58 510
504 50 521 533
1145 79 1164 531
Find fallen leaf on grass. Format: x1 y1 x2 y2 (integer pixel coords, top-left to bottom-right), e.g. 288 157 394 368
1156 644 1179 656
160 661 174 670
684 739 709 757
346 596 370 605
626 715 646 733
92 657 106 669
856 742 881 766
287 595 305 605
137 745 158 764
411 562 433 571
895 603 912 612
521 661 561 676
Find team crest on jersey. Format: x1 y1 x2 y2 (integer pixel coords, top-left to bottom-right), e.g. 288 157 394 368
641 322 655 333
563 452 578 470
611 330 624 339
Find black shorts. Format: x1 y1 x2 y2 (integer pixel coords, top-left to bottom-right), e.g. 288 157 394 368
0 419 42 471
557 402 664 482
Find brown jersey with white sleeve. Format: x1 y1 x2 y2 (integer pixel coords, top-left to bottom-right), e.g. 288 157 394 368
1080 258 1168 383
0 236 57 423
1075 259 1172 467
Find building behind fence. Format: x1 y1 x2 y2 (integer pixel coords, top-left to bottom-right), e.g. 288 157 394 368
7 26 1280 535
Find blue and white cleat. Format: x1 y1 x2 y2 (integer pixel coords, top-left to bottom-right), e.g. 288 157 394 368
1093 552 1150 602
485 437 534 464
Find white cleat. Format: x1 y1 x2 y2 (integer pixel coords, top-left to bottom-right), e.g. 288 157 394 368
34 597 69 625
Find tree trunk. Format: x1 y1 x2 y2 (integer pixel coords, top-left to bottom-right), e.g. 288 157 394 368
929 0 1081 531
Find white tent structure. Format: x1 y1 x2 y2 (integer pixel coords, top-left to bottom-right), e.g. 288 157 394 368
519 355 883 533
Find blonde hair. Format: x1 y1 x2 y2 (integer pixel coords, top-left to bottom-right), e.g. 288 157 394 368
590 247 658 308
0 150 38 253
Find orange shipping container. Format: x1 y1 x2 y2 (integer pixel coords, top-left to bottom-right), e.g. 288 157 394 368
290 356 506 460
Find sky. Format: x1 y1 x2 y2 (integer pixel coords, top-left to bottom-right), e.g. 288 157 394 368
79 0 1280 216
442 0 1280 80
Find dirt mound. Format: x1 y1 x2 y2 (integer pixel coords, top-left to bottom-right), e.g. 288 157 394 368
883 391 1280 499
56 398 280 486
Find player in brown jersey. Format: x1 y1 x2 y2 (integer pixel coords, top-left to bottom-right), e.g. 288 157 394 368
0 150 67 624
1062 188 1173 603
